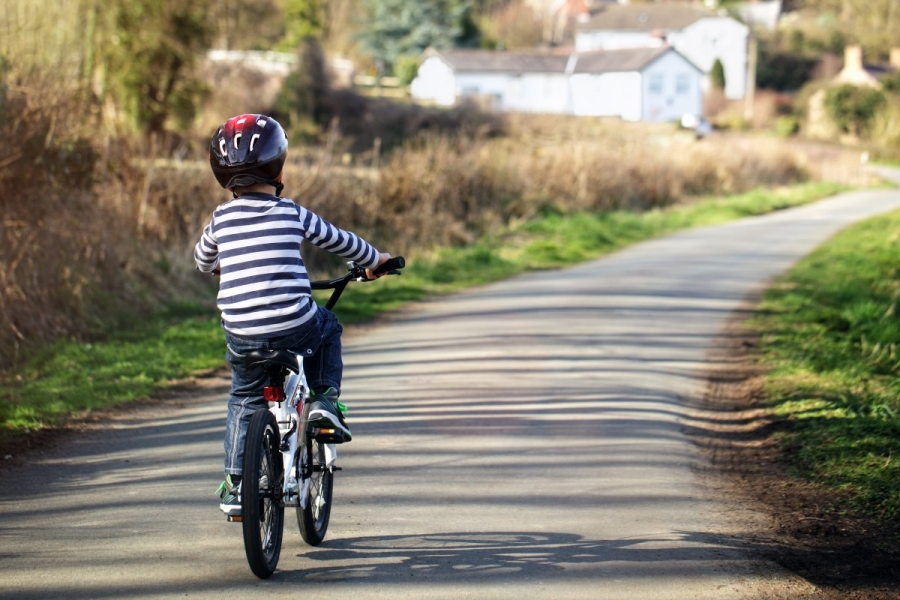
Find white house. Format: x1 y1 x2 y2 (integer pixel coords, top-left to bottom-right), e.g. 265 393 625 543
410 46 703 123
570 46 704 122
411 50 571 112
575 4 749 100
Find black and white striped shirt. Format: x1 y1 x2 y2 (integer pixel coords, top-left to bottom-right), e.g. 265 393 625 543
194 193 380 338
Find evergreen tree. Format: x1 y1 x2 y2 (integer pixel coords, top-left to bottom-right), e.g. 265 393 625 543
358 0 478 73
710 58 726 91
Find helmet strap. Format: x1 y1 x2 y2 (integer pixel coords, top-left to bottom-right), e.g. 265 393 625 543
274 181 284 197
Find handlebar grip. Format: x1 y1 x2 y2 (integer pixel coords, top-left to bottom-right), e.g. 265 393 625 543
373 256 405 275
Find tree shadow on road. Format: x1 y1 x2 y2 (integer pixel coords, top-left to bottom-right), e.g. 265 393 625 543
278 529 772 585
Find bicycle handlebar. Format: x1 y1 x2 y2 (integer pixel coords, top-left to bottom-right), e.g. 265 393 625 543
372 256 406 276
310 256 405 311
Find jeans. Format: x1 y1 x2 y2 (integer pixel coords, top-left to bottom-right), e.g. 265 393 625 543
222 307 343 475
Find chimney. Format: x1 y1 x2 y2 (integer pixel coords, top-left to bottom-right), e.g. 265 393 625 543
844 45 863 72
891 48 900 70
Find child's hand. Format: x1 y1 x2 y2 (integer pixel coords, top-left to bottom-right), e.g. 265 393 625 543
365 252 392 280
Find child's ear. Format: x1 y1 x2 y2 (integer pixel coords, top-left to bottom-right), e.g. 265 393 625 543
276 170 284 182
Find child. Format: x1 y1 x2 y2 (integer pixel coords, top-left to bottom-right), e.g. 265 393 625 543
194 114 389 515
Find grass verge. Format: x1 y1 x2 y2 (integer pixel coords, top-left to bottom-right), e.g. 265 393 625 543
751 207 900 522
0 180 847 444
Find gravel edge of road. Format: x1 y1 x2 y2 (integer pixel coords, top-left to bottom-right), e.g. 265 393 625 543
689 305 900 600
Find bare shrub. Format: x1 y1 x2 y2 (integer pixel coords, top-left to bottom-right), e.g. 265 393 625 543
0 82 812 370
0 71 128 365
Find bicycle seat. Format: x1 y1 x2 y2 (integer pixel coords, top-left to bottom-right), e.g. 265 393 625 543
244 349 301 374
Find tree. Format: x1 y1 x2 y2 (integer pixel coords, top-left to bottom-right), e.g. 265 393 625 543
281 0 327 49
272 38 329 135
97 0 213 135
358 0 478 73
710 58 726 91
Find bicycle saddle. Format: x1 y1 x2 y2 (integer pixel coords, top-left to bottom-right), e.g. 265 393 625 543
243 349 301 373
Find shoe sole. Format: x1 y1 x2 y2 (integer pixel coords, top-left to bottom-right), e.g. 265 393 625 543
307 410 352 442
220 503 242 516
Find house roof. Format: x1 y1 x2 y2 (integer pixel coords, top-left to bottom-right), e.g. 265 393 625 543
573 46 675 73
423 49 570 74
423 46 698 75
577 4 717 31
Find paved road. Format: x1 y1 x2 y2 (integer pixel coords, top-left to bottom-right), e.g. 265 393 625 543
3 184 900 599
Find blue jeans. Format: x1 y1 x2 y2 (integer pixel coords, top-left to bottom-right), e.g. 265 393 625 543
222 307 343 476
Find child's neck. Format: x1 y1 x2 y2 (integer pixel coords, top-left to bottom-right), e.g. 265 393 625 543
232 182 277 196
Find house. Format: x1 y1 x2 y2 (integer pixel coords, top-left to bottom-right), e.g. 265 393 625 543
734 0 782 31
411 50 571 113
831 45 899 88
410 46 704 123
569 46 704 121
574 4 749 100
807 45 900 139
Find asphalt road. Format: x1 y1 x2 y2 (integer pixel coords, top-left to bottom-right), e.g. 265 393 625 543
3 183 900 599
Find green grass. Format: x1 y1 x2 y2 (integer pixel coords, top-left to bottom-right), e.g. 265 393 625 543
752 208 900 521
0 180 847 442
0 307 226 438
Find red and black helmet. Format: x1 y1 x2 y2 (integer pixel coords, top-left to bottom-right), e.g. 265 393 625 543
209 114 288 196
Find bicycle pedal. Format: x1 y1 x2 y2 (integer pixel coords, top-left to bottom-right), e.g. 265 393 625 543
309 427 349 444
227 515 243 523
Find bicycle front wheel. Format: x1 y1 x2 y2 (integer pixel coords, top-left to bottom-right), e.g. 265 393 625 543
242 409 284 579
297 436 334 545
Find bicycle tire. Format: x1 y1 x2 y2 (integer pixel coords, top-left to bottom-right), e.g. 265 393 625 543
242 409 284 578
297 409 334 545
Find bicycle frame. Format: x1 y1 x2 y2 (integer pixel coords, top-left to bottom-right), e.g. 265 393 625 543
271 358 336 510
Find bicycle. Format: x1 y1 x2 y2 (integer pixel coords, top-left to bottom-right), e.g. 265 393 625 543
229 256 405 579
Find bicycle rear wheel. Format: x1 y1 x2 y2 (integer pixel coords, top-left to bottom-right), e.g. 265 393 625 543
242 409 284 579
296 435 334 545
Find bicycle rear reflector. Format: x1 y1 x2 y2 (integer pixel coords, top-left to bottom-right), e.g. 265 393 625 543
263 386 285 402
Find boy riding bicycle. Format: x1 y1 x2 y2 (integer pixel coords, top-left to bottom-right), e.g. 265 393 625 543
194 114 389 515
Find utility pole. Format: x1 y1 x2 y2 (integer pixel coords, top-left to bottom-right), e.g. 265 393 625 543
744 31 757 125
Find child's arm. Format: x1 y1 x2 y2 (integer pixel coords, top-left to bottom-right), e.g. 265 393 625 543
298 206 381 270
193 217 220 273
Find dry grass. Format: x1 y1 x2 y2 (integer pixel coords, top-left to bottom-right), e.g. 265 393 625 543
139 115 820 274
0 82 848 369
0 73 125 366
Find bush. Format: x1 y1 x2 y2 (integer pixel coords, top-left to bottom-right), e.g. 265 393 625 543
393 55 420 86
775 115 801 137
824 84 887 136
756 49 818 92
0 67 128 366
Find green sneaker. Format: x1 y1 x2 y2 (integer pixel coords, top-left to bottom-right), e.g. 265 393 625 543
307 388 352 443
216 474 242 516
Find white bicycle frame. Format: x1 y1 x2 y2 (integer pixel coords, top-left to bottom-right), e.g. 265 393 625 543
273 355 338 509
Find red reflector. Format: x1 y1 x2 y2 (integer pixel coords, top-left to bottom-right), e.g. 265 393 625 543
263 386 285 402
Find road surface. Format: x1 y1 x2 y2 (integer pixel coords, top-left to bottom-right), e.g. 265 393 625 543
2 183 900 599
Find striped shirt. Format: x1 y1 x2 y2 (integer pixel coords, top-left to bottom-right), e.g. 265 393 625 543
194 192 380 338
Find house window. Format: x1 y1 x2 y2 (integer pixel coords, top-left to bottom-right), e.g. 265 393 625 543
649 74 664 94
676 74 690 94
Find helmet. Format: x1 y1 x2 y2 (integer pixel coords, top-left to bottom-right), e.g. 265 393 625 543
209 114 288 195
